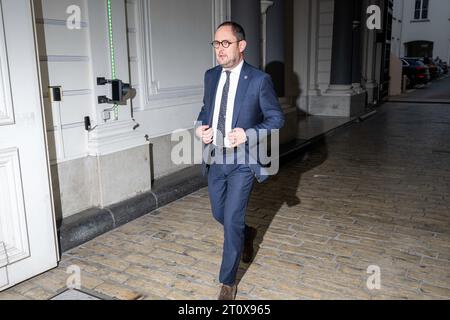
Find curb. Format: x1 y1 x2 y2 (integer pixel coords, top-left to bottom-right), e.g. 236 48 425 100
58 168 207 252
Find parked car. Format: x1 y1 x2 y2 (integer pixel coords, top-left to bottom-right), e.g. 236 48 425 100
422 57 439 79
401 58 430 88
434 58 448 74
442 61 449 74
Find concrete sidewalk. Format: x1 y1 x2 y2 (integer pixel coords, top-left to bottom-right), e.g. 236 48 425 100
389 74 450 104
2 103 449 300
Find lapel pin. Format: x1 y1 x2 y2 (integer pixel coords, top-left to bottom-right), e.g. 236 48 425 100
244 75 248 80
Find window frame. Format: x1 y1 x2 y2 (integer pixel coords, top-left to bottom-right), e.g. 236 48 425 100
414 0 429 20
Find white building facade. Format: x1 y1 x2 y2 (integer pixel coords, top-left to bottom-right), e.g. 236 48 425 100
32 0 390 220
2 0 396 289
392 0 450 62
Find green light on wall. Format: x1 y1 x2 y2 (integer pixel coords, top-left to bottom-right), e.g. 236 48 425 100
107 0 118 120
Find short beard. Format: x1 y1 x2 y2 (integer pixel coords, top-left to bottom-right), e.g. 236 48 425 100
218 56 241 69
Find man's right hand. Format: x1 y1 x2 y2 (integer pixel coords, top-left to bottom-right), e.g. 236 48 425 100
196 125 213 144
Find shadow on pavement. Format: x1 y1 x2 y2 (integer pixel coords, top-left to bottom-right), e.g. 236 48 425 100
235 138 330 286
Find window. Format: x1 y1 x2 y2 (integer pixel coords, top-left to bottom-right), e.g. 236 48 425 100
414 0 429 20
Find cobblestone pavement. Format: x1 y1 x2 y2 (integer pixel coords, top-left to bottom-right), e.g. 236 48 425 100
1 102 450 300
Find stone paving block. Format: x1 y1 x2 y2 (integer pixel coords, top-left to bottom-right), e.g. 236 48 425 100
336 264 368 278
386 249 426 264
191 261 220 277
406 266 450 288
81 241 130 257
244 263 301 284
258 257 303 274
438 252 450 261
301 277 371 300
304 266 364 288
270 280 329 300
394 224 434 239
419 283 450 298
93 282 143 300
255 247 281 258
335 227 388 242
9 281 38 296
166 288 208 300
278 251 332 270
248 286 299 300
22 287 55 300
116 241 154 256
171 279 218 298
87 255 130 272
234 279 256 296
263 232 303 246
29 272 67 293
153 241 190 254
185 249 222 265
123 253 167 269
277 243 335 261
93 233 129 248
125 265 176 286
0 292 28 300
141 293 167 300
116 223 151 235
165 264 218 285
258 239 282 249
289 222 339 238
65 258 132 285
423 236 450 249
173 237 218 253
79 274 105 290
125 278 172 298
148 249 197 266
367 284 424 300
240 269 281 287
293 231 330 244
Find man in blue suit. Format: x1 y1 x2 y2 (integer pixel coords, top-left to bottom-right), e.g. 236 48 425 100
195 21 285 300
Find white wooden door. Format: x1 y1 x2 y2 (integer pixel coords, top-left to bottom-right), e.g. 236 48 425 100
0 0 58 291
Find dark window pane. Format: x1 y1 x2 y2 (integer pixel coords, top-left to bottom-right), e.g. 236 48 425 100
422 9 428 19
414 9 420 19
422 0 429 10
415 0 421 10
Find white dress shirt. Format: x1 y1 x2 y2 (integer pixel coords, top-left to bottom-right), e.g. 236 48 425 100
212 59 244 148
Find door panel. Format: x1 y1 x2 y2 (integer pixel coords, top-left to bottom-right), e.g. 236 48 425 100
0 0 58 292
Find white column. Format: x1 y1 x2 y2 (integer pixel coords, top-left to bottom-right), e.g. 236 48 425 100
231 0 261 68
308 0 321 96
292 0 311 112
362 0 378 104
260 1 274 69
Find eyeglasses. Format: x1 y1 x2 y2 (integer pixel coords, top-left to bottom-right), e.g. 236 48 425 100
211 40 240 48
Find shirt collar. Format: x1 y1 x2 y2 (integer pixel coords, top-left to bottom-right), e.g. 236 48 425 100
222 59 244 76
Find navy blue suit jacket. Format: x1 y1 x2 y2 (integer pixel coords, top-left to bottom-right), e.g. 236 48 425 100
197 61 285 182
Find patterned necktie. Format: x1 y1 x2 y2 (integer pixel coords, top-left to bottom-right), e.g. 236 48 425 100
217 71 231 147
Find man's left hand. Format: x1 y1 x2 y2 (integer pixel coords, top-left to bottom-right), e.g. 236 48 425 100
228 128 247 148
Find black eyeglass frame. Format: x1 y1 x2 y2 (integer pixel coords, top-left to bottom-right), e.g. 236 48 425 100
211 40 241 48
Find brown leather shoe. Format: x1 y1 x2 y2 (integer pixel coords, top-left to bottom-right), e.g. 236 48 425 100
242 226 257 263
218 284 237 300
